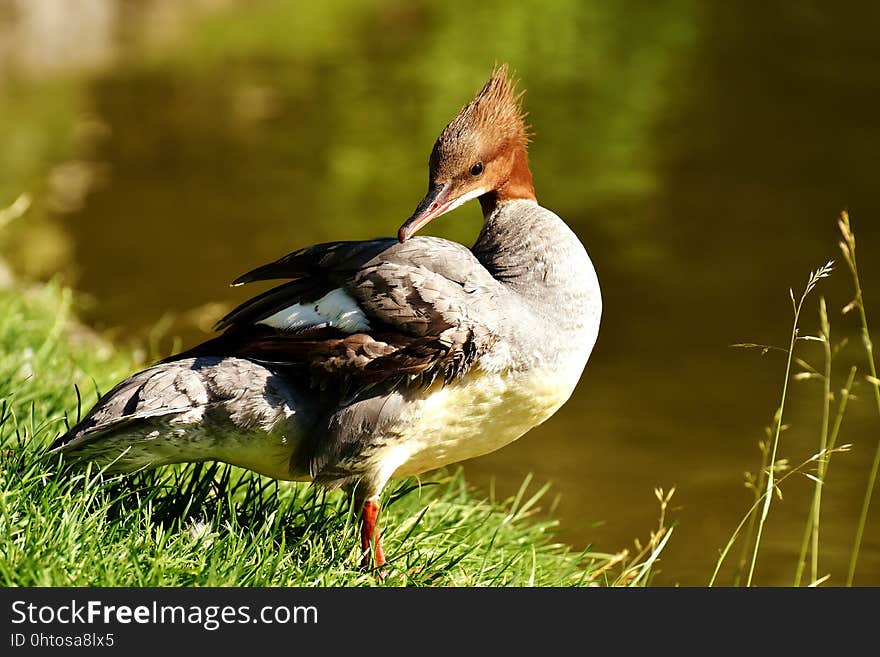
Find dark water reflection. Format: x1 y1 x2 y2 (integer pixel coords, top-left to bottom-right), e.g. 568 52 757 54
3 0 880 585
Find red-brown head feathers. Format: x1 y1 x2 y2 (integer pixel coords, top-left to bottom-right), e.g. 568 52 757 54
430 64 532 180
398 65 536 242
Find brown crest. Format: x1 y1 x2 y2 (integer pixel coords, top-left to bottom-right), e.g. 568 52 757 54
428 65 536 206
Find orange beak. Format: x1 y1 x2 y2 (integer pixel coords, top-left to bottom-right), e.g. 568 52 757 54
397 182 452 242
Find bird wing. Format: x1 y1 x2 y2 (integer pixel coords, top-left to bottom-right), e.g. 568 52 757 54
172 237 501 390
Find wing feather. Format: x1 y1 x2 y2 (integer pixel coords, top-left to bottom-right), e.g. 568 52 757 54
172 237 501 391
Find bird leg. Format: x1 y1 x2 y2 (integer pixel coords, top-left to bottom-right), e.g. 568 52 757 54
355 496 386 569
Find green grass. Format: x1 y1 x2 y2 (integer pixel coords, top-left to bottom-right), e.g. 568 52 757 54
5 214 877 587
713 212 880 587
0 282 657 586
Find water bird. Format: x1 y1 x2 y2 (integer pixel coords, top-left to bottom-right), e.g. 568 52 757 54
50 65 602 569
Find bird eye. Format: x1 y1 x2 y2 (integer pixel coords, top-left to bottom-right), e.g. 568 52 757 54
470 162 484 177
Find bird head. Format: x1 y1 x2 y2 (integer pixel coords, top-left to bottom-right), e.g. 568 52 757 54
398 64 535 242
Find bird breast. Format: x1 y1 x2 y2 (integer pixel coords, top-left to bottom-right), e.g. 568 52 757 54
389 359 586 479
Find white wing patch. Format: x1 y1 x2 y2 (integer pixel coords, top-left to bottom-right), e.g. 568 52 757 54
256 288 370 333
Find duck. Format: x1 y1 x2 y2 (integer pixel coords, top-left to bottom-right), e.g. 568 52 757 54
49 65 602 570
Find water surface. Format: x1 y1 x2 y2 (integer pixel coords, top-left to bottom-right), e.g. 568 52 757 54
3 0 880 585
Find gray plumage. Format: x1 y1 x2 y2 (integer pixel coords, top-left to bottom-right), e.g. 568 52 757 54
51 199 601 499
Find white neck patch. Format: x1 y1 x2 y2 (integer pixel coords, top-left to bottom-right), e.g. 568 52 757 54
442 187 486 216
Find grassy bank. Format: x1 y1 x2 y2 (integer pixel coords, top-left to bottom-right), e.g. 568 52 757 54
0 282 650 586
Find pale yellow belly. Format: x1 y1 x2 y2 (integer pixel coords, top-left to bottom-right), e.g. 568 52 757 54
180 366 582 487
389 367 581 479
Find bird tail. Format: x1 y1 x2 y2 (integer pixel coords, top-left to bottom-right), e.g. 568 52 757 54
47 361 209 474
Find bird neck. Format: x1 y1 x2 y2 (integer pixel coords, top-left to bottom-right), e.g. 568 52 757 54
472 198 602 367
473 199 581 293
